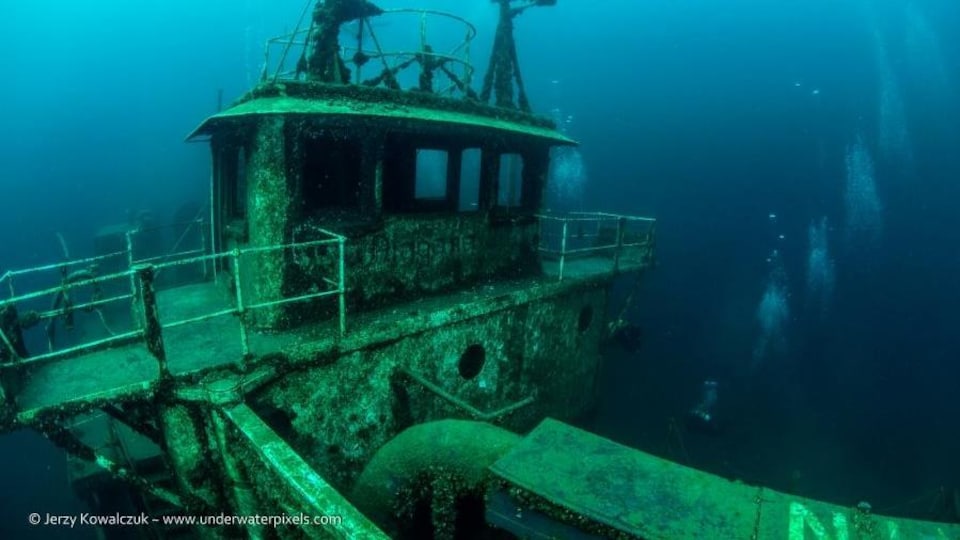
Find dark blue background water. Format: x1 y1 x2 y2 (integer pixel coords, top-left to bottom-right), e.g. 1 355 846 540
2 1 958 537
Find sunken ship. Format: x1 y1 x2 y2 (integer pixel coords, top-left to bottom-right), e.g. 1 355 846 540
1 1 957 539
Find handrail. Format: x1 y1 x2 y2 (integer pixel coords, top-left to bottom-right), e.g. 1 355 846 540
0 268 132 308
3 250 127 278
400 367 534 421
0 233 348 382
537 212 657 223
11 331 144 368
537 212 656 281
261 8 476 98
2 250 128 301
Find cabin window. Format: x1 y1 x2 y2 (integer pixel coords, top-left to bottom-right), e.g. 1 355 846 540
219 145 247 219
302 136 362 212
414 149 448 200
459 148 481 211
497 153 523 207
233 147 247 217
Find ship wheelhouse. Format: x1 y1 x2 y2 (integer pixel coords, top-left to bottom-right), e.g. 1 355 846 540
191 81 575 329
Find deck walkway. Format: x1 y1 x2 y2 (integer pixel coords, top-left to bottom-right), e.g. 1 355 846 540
5 254 650 428
14 282 289 414
540 248 651 281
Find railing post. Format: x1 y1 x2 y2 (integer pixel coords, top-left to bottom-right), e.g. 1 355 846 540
0 326 21 364
338 237 346 336
613 217 625 272
230 249 251 365
125 231 140 329
209 170 218 282
136 265 168 378
558 220 568 282
199 218 208 279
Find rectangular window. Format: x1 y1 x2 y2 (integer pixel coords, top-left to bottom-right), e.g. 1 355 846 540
459 148 481 211
217 145 247 220
497 153 523 207
414 149 448 199
234 146 247 217
302 137 362 211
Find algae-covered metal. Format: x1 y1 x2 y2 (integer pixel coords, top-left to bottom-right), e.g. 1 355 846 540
488 419 960 540
0 2 656 537
0 1 955 538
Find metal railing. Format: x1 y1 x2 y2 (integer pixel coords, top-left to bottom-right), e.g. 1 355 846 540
536 212 657 281
0 230 347 386
262 8 477 97
1 249 140 361
1 249 128 303
400 367 534 422
0 218 210 362
127 218 207 274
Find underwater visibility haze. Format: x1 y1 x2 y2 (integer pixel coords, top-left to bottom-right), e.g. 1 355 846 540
1 0 960 538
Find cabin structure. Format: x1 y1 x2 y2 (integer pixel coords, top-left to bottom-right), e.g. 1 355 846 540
3 1 950 539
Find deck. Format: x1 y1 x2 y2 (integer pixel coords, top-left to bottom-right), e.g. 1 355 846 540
13 282 297 414
4 254 649 428
0 211 655 430
540 248 652 281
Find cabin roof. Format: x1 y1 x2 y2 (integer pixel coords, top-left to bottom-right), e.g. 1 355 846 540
186 84 577 146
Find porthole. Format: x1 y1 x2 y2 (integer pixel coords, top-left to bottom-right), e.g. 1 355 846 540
459 344 486 380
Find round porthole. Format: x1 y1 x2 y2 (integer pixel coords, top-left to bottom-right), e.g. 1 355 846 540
459 344 486 380
578 305 594 333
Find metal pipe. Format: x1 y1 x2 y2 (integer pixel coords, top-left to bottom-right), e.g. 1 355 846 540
245 289 339 312
238 238 340 256
209 167 216 281
613 217 625 272
133 248 205 265
352 419 519 536
161 308 237 330
558 220 567 282
5 250 127 277
271 0 313 84
151 251 224 271
400 368 534 421
0 327 21 363
0 268 132 308
200 217 208 279
381 8 477 39
0 330 142 369
125 231 140 332
230 250 250 361
364 16 393 80
35 293 134 321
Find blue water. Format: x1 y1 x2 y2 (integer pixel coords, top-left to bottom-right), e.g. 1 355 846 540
2 0 959 537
